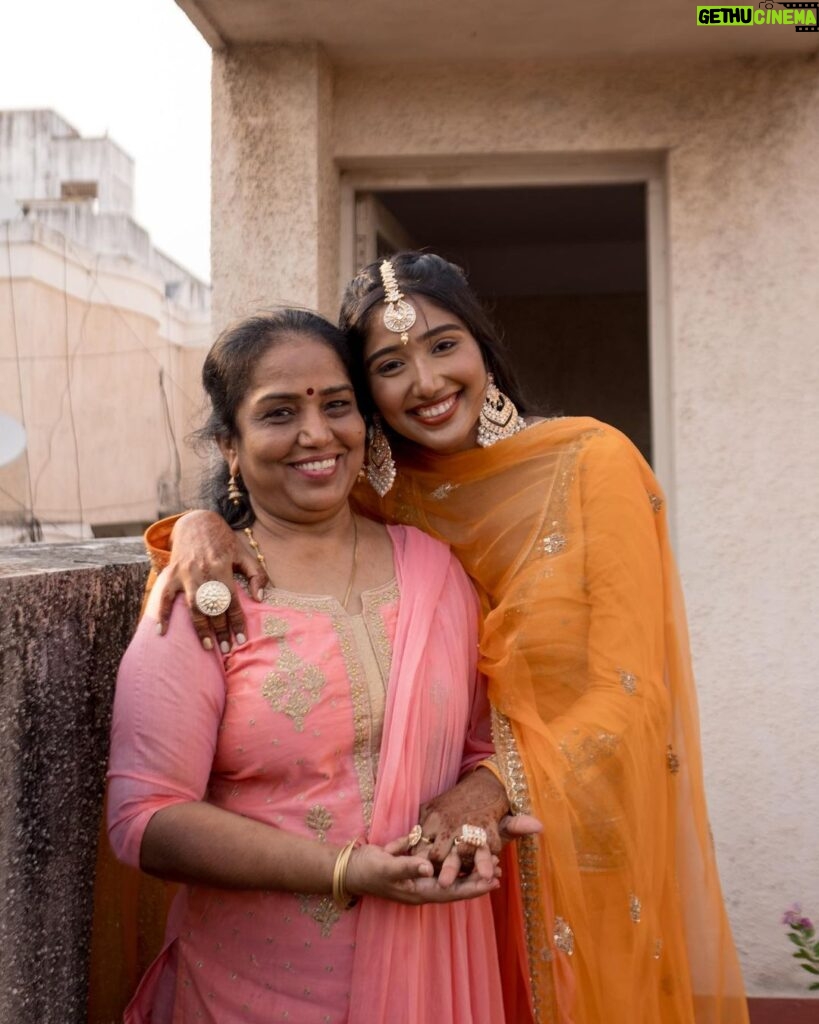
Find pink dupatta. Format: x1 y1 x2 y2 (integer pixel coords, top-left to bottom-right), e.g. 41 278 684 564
347 526 506 1023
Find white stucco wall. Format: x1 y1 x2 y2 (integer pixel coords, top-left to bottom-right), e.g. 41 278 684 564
0 110 135 215
211 50 819 996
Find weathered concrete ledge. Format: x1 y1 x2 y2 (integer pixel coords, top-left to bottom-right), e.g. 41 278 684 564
0 540 148 1024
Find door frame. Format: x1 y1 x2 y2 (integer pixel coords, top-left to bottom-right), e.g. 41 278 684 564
338 151 674 510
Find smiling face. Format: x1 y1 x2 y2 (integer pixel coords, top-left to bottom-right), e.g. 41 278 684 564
363 295 489 454
220 335 366 525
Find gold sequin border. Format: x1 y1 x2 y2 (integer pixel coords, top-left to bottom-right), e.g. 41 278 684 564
362 581 399 684
492 708 555 1024
331 615 376 829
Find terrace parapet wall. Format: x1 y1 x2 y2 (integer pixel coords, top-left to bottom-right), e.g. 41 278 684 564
0 540 147 1024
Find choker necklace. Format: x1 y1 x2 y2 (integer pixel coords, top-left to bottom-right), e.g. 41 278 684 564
244 517 360 611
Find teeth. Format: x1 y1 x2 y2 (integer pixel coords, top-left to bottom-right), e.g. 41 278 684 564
297 457 337 471
416 396 456 419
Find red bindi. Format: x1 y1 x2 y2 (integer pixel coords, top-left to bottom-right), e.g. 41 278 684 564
306 387 314 396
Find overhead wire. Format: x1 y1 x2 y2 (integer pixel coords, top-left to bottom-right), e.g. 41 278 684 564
2 222 41 540
65 232 198 517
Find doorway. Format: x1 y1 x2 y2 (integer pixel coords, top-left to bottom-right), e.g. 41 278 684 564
353 184 652 464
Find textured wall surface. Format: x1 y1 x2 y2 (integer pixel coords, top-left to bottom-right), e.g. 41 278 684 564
211 50 819 995
0 542 147 1023
211 43 338 330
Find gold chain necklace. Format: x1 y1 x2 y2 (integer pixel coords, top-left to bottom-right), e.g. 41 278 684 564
244 516 360 611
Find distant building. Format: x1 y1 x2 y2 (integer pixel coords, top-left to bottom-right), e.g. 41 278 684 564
0 109 210 541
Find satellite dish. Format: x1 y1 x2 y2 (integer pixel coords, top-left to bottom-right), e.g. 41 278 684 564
0 414 27 467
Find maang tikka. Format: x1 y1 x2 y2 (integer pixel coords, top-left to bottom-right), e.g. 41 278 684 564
379 259 416 344
366 417 397 497
477 373 527 447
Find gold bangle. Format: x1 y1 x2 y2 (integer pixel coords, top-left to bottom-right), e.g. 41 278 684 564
332 839 359 909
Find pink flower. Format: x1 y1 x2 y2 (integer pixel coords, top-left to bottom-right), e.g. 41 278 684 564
783 904 803 928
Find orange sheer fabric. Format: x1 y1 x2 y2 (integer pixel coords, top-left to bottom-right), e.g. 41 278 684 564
355 417 748 1024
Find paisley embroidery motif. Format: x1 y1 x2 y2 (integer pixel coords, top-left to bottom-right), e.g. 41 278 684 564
261 637 326 732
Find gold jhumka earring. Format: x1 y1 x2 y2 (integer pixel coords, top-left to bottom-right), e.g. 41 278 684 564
366 417 397 497
379 259 416 345
227 473 243 507
476 374 527 448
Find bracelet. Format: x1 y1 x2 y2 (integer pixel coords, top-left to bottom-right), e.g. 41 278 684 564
332 839 360 909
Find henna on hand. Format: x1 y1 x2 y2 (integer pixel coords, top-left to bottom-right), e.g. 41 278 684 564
159 510 266 649
418 768 510 882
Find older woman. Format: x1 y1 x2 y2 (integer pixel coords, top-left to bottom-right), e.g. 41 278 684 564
152 255 749 1024
107 309 523 1024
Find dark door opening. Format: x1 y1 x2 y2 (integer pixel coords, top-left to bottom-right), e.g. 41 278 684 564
360 184 651 464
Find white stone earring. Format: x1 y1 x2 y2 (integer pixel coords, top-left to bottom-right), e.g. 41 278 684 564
476 374 527 447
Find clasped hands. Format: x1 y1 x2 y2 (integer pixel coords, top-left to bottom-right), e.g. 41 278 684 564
344 768 542 906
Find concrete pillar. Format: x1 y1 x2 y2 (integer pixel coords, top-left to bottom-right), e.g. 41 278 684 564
211 43 339 331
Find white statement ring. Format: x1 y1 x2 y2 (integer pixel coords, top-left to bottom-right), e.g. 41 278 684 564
453 824 488 849
195 580 232 617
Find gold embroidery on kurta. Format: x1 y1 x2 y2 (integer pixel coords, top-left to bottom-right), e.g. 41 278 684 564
298 895 340 938
261 639 325 732
332 617 376 829
263 615 288 639
619 669 638 695
648 492 664 513
629 893 642 923
305 805 333 842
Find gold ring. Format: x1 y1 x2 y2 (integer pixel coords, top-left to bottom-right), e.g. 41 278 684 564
407 824 433 849
195 580 231 617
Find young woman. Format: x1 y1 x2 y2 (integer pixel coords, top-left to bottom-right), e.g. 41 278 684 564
109 309 526 1024
153 255 749 1024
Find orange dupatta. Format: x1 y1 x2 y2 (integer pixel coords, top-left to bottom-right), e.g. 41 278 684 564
356 417 749 1024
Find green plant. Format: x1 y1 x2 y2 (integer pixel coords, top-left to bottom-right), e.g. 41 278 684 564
782 905 819 991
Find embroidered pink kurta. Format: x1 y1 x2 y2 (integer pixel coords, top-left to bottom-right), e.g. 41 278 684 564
108 524 505 1024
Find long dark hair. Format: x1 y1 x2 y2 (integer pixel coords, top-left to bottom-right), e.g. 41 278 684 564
196 309 366 528
338 251 529 415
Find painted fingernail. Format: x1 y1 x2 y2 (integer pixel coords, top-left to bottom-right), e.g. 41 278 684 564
202 637 213 651
236 633 246 645
155 623 163 635
220 640 231 654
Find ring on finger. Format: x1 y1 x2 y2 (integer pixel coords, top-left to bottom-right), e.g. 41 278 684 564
195 581 232 617
453 824 488 849
407 824 434 849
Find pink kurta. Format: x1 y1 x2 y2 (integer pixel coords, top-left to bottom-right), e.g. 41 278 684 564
108 524 505 1024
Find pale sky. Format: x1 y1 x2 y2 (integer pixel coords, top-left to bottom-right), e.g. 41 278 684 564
0 0 211 281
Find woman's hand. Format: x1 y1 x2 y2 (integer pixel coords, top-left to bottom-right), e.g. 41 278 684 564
416 768 543 887
156 510 269 650
344 834 500 906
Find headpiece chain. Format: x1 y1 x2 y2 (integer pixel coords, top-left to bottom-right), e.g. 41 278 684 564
379 259 416 344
